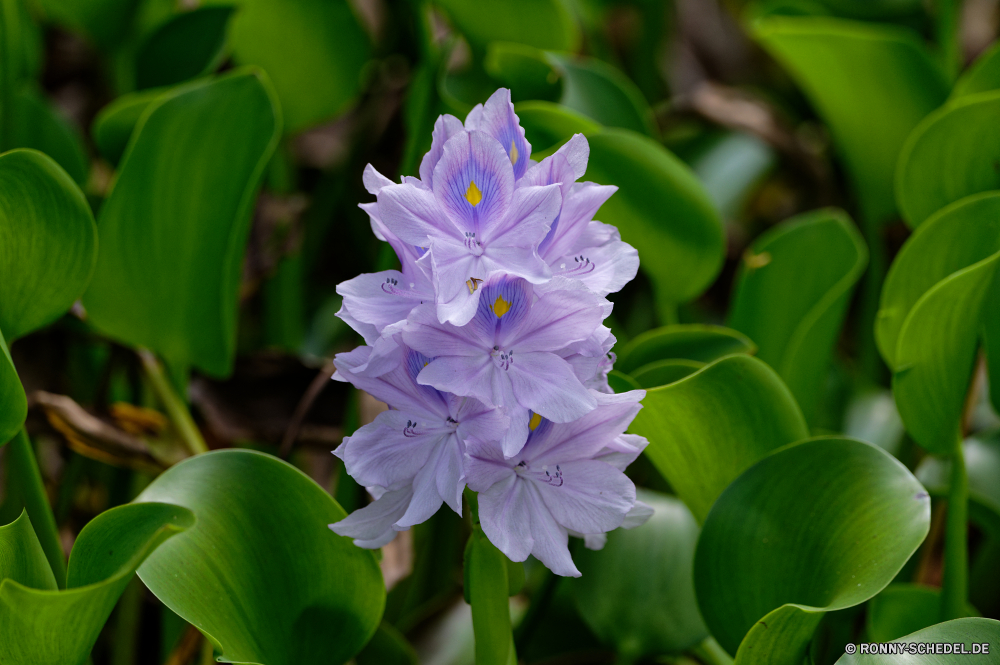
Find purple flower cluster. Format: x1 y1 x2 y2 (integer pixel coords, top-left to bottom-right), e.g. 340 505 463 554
329 89 650 576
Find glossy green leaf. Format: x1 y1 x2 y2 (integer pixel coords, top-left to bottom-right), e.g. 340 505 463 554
630 354 808 523
11 90 89 185
695 437 930 661
917 431 1000 537
135 6 235 90
837 617 1000 663
34 0 140 49
90 87 163 165
0 511 57 592
616 324 756 375
355 623 419 665
607 369 641 394
952 41 1000 99
0 502 193 665
513 101 600 155
464 524 513 665
434 0 578 52
728 208 867 423
631 359 704 389
573 491 708 658
876 193 1000 453
754 17 947 223
83 69 280 377
547 53 657 137
585 129 724 311
0 148 97 342
210 0 370 133
485 42 562 103
867 584 978 643
135 449 385 665
0 331 25 445
896 91 1000 228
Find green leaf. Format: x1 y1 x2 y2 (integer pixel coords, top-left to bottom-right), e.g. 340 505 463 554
917 431 1000 537
83 69 281 377
573 490 708 658
90 87 163 165
513 101 600 155
616 324 756 375
690 132 777 220
0 148 97 342
630 354 808 523
34 0 140 49
356 623 419 665
952 41 1000 99
0 511 57 591
896 90 1000 228
546 53 657 137
836 617 1000 663
135 449 385 665
585 129 724 312
695 437 930 661
631 358 704 389
0 330 25 445
875 193 1000 453
11 89 89 186
728 208 868 423
210 0 370 133
0 502 193 665
607 369 641 394
434 0 579 52
867 584 978 643
486 44 656 136
753 16 948 223
464 524 513 665
135 6 235 90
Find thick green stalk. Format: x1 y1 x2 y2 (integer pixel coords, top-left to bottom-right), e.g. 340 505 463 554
935 0 961 81
941 439 968 620
138 349 209 456
466 525 515 665
6 428 66 587
691 637 735 665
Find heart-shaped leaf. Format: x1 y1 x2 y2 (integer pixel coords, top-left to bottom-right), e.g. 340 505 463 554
83 69 280 378
896 90 1000 228
917 431 1000 537
836 617 1000 663
209 0 370 133
434 0 579 52
753 16 947 224
585 129 724 314
629 354 808 523
0 502 193 665
630 358 704 389
876 193 1000 454
135 449 385 665
90 88 163 165
573 490 708 659
616 324 756 375
728 208 867 423
695 437 930 662
0 148 97 343
952 41 1000 99
135 6 235 90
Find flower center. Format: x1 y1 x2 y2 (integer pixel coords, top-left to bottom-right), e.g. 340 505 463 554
491 345 513 371
515 460 564 487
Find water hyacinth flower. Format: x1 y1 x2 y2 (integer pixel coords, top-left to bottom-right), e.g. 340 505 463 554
330 86 651 576
464 391 649 576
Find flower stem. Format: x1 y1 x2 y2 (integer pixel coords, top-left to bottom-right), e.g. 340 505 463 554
941 437 968 620
466 525 515 665
6 428 67 588
138 349 209 456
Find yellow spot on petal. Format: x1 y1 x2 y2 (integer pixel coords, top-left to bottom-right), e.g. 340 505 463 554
465 181 482 206
529 412 542 431
466 277 483 294
510 141 519 166
491 294 512 318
